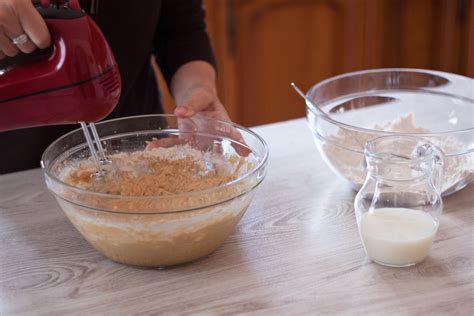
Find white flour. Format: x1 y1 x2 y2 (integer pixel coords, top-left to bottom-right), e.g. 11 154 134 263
325 113 473 194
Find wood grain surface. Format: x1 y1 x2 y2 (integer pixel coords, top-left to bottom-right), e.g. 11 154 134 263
0 119 473 315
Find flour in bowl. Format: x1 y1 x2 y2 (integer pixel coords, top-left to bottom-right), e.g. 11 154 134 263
324 113 473 193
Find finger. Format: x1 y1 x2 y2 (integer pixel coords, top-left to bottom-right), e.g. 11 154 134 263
175 116 215 152
145 136 186 150
195 101 250 156
199 99 232 121
181 98 250 156
0 29 19 56
233 137 251 157
219 122 251 157
175 103 209 118
3 16 36 53
16 1 51 48
0 51 5 59
174 106 191 118
12 34 35 53
177 117 201 148
175 90 215 118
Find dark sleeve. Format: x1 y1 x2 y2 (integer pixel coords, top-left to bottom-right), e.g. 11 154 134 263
154 0 216 85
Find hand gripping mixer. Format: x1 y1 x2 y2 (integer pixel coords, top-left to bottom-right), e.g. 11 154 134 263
0 0 121 191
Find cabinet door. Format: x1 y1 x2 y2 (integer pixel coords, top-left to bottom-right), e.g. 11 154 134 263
466 0 474 77
365 0 472 75
223 0 366 126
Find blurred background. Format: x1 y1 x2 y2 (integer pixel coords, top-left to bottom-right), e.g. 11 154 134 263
156 0 474 127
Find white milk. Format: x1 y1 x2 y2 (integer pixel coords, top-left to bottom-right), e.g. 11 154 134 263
359 208 438 267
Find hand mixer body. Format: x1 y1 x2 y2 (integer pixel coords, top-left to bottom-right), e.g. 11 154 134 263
0 2 121 132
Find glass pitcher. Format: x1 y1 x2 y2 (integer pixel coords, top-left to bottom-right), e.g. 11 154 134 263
354 135 444 267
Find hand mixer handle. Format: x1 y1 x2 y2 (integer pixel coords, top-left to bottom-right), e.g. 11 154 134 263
0 0 83 70
0 0 121 131
0 46 54 70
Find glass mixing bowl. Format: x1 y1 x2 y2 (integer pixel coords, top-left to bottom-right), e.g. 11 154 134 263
41 114 268 267
306 69 473 196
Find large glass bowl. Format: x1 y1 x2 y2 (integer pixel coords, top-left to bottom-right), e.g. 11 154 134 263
306 69 473 196
41 114 268 267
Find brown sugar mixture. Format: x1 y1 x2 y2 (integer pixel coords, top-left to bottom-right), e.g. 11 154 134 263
62 144 243 196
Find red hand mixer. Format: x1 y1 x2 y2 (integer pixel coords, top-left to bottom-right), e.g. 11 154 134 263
0 0 121 132
1 0 121 189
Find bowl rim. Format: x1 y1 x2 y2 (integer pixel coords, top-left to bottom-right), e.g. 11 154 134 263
41 114 269 208
306 68 474 136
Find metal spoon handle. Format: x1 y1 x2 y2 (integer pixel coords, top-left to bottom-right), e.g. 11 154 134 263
291 82 329 118
291 81 366 151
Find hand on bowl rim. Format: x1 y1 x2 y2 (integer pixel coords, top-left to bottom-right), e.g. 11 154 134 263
167 85 250 156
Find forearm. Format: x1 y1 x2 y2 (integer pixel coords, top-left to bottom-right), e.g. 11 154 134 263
170 60 217 105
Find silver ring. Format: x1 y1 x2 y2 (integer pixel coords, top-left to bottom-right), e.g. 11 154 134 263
12 34 29 45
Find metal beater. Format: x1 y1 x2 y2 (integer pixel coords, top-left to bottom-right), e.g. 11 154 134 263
80 122 120 193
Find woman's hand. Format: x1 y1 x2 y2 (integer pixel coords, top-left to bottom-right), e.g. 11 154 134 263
0 0 51 59
173 84 230 121
171 61 230 121
167 60 248 156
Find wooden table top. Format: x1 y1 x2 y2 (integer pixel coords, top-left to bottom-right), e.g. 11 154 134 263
1 118 473 315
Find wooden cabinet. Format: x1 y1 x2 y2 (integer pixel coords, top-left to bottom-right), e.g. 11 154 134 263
364 0 473 73
202 0 473 126
205 0 367 126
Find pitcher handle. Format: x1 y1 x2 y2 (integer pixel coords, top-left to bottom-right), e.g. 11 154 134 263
414 141 445 195
431 146 445 195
